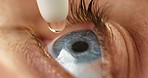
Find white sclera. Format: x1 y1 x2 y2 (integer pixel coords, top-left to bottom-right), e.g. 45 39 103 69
36 0 69 23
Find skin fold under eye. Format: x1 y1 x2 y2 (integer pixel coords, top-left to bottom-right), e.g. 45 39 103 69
48 29 103 78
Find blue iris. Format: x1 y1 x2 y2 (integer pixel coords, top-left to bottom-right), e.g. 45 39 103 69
52 30 101 63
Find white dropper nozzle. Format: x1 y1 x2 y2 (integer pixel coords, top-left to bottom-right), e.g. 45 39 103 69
36 0 69 32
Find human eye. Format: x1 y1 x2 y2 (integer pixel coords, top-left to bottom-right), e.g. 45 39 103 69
49 29 103 78
47 0 111 78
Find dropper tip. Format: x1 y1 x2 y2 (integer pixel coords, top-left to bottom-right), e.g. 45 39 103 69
36 0 68 33
48 20 66 33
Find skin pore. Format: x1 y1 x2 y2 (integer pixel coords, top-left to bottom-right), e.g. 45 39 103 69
0 0 148 78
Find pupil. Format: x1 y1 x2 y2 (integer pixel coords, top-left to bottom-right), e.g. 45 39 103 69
72 41 89 53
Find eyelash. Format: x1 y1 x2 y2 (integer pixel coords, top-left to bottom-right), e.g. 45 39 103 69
67 0 109 28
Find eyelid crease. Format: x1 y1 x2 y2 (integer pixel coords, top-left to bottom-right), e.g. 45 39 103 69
27 30 48 56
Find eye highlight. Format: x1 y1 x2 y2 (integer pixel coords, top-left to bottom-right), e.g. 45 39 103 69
48 29 103 78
